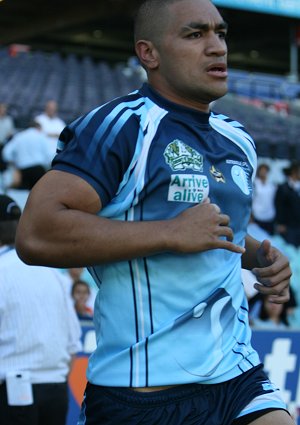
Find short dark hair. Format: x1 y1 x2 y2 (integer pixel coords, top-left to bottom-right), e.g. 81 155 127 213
283 161 300 177
134 0 182 45
257 163 270 173
71 279 91 296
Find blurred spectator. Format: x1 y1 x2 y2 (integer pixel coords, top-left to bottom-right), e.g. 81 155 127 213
275 161 300 247
251 294 290 330
68 266 85 282
71 280 94 321
66 267 98 311
35 100 66 160
0 103 15 146
247 211 300 329
249 286 297 327
0 194 82 425
0 103 15 173
252 163 276 234
2 121 52 190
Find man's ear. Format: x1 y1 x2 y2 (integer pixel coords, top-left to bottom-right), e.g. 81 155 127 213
135 40 159 70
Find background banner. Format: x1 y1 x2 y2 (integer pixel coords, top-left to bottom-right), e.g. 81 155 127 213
212 0 300 18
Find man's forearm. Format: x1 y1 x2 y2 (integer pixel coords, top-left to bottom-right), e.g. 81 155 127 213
16 208 172 268
15 171 246 269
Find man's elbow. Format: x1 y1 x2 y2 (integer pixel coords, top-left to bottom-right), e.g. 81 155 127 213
15 238 38 265
15 225 44 265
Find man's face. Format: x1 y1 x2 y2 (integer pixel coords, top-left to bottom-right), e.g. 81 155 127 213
73 284 90 305
151 0 228 111
46 101 57 117
0 104 7 116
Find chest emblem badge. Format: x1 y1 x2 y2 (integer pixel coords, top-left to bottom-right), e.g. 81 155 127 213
210 165 225 183
164 140 203 172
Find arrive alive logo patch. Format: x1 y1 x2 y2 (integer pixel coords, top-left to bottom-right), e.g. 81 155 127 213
168 174 209 203
164 140 208 203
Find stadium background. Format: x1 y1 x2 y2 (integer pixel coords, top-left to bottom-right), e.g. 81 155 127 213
1 0 300 160
0 0 299 73
0 0 300 423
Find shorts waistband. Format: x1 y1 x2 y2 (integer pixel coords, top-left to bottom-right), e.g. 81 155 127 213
130 385 177 393
97 383 210 407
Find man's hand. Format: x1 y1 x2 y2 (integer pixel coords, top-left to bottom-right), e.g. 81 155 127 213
169 198 245 254
252 239 291 304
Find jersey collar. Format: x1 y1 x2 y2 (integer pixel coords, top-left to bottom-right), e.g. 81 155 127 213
140 83 211 126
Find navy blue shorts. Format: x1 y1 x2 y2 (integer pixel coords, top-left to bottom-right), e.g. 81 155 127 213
78 364 287 425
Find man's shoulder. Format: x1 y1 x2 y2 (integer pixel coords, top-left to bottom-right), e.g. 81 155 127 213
72 88 157 131
209 111 255 146
210 111 246 131
97 88 148 114
34 113 45 121
53 116 66 126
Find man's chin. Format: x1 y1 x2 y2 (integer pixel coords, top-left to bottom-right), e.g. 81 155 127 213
208 85 228 102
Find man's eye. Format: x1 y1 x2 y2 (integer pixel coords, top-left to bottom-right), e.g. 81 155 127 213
218 32 227 39
188 32 202 39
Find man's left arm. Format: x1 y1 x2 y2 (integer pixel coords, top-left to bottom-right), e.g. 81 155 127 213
242 234 291 304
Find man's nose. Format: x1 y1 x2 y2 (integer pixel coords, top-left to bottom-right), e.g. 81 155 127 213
205 34 227 56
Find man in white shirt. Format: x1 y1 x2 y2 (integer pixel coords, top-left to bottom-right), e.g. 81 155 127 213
0 103 15 173
0 194 82 425
252 163 276 235
35 100 66 160
2 121 52 189
0 103 15 146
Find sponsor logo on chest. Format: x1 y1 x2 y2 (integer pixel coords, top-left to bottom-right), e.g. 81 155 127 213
164 140 209 203
168 174 209 203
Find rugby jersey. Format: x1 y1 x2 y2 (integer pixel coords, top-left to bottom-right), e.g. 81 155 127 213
52 83 260 387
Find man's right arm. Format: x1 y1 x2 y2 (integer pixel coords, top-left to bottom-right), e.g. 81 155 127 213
16 170 244 268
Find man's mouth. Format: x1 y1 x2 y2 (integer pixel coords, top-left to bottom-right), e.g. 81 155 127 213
206 64 228 78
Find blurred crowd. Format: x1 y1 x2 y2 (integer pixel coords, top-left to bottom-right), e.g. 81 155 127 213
0 194 83 425
0 64 93 425
0 100 65 191
246 160 300 329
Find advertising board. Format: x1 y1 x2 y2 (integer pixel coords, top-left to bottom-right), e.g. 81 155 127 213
212 0 300 18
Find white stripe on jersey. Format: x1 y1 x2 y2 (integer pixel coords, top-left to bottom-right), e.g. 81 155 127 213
209 114 257 182
101 102 168 218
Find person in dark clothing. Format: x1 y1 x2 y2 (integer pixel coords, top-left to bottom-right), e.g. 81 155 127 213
275 161 300 247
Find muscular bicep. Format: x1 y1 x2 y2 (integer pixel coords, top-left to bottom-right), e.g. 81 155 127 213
25 169 101 215
16 170 102 265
